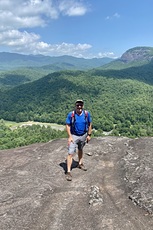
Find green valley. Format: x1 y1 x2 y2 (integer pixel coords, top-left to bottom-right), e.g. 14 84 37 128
1 47 153 149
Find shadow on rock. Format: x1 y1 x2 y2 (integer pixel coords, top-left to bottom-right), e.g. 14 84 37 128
59 159 79 173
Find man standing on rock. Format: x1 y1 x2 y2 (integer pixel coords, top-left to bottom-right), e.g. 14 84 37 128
65 99 92 181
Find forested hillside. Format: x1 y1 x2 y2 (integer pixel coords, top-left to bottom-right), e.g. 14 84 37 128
0 67 153 139
91 59 153 85
0 68 52 90
0 52 113 89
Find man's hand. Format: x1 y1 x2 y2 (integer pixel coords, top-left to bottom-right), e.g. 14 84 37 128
68 136 74 146
86 135 91 143
66 124 74 145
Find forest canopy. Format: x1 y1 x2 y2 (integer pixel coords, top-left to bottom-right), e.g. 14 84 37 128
0 66 153 149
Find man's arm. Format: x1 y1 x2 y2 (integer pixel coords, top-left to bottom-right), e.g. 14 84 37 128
87 122 92 142
87 122 92 135
66 124 71 137
66 124 74 144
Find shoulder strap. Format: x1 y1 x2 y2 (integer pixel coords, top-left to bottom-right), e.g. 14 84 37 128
71 110 75 117
84 110 89 132
84 110 88 122
84 110 88 118
71 111 75 126
71 110 88 124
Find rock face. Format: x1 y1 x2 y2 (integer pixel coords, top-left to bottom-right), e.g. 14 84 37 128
0 137 153 230
120 46 153 63
122 137 153 214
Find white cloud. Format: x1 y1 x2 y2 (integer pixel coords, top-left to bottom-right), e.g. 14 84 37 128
0 0 116 58
98 52 117 59
59 0 88 16
0 14 45 31
105 12 120 20
0 27 116 58
0 29 92 57
0 0 88 31
0 0 94 57
0 0 59 31
113 13 120 18
0 30 40 46
105 16 110 20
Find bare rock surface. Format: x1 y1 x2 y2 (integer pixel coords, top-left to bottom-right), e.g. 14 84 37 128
0 136 153 230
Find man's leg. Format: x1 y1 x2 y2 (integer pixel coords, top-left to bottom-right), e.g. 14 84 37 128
67 154 73 173
66 137 76 181
77 134 87 165
77 149 87 171
66 154 73 181
78 149 83 165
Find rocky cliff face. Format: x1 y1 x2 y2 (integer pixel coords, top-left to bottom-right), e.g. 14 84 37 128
120 46 153 63
0 137 153 230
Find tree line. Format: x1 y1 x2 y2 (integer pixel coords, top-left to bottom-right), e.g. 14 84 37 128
0 120 67 150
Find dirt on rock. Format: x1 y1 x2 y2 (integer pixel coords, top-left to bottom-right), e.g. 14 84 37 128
0 136 153 230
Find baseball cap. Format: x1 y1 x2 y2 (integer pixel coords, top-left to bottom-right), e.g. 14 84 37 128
75 99 84 105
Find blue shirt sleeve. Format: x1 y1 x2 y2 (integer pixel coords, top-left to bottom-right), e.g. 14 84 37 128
66 112 72 125
88 112 92 123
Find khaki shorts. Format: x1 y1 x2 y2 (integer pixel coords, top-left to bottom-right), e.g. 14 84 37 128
68 133 87 154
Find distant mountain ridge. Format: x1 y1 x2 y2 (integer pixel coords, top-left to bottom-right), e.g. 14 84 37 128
0 52 113 71
101 46 153 70
1 46 153 72
1 46 153 89
121 46 153 62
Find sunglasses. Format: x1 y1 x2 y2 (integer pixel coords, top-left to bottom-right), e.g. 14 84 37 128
76 104 83 107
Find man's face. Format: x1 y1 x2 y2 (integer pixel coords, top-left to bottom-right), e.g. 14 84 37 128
76 103 83 114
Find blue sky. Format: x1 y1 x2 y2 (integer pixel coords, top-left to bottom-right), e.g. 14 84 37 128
0 0 153 59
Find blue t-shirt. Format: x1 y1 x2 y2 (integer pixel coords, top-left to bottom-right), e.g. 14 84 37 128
66 110 92 135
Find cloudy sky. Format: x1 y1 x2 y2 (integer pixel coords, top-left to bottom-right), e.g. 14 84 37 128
0 0 153 59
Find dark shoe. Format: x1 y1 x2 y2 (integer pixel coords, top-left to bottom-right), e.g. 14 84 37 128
66 172 72 181
78 164 87 171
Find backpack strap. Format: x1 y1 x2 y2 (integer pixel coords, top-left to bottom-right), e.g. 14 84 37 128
84 110 88 119
71 110 75 126
84 110 89 130
71 110 88 122
70 110 76 134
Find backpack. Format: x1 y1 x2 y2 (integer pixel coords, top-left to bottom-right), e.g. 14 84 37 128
71 110 89 132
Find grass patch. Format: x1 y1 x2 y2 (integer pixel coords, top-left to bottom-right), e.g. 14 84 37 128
3 120 65 131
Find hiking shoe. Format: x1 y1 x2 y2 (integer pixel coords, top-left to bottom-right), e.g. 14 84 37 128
77 164 87 171
66 172 72 181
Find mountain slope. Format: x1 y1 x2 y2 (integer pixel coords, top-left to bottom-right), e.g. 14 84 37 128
90 59 153 85
0 52 113 71
0 52 113 88
100 46 153 70
0 69 153 137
